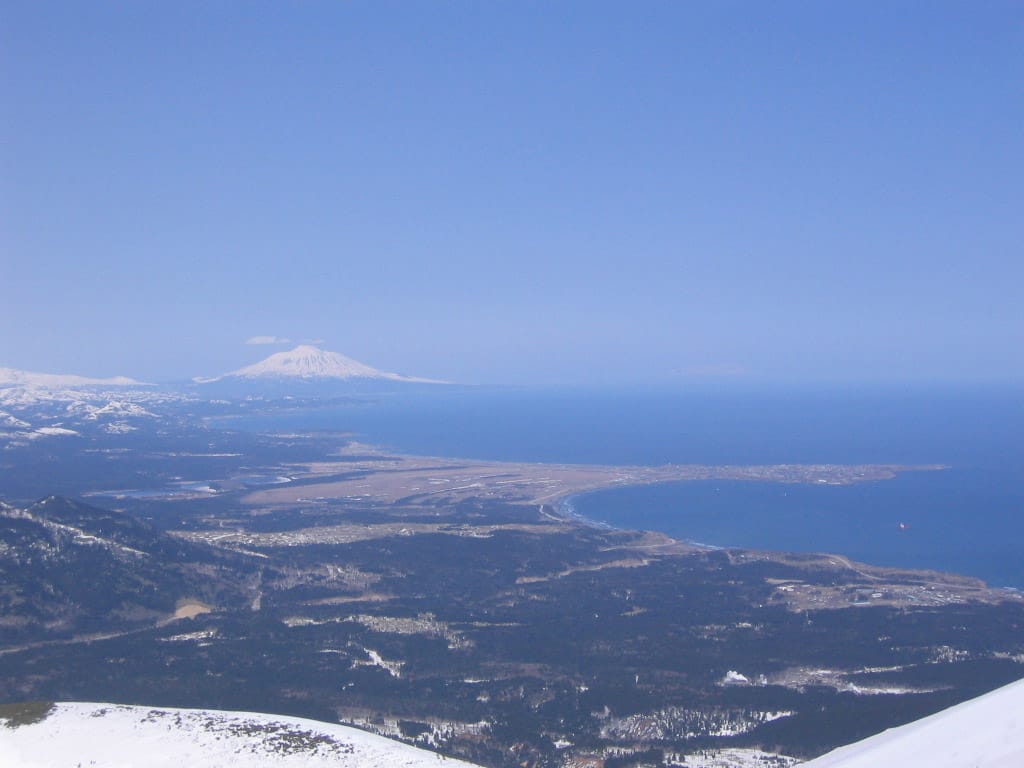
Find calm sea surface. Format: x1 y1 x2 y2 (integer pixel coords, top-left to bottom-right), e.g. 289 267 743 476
228 385 1024 588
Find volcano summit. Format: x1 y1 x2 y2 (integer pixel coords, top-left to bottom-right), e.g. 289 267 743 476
197 345 445 385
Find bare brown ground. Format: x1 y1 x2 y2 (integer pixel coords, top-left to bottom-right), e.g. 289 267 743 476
173 599 213 620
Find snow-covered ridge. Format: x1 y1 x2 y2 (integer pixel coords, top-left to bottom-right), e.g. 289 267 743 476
0 702 484 767
0 367 142 389
802 675 1024 767
200 345 445 383
0 384 175 446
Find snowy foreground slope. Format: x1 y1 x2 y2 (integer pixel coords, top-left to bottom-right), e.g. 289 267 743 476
803 676 1024 768
1 685 1022 768
0 703 483 767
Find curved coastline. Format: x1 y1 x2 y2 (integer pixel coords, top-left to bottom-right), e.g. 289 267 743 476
204 397 1020 590
555 494 615 531
557 490 724 550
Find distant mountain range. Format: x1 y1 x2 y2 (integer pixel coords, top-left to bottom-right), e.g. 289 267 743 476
0 346 446 392
0 344 451 449
0 367 142 389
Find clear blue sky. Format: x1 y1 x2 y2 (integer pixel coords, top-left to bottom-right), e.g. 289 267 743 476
2 2 1021 385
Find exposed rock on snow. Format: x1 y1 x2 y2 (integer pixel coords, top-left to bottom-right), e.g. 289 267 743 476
680 748 799 767
0 702 484 767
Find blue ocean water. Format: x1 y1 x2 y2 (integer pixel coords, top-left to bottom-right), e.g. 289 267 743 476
229 385 1024 588
570 471 1024 588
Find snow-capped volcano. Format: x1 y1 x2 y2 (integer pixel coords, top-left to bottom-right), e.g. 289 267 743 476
200 345 444 384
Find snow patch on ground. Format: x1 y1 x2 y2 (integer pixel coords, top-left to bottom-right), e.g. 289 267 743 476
601 706 793 741
358 647 404 678
677 748 799 767
723 670 750 684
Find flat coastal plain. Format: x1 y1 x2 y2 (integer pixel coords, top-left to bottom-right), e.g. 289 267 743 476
240 447 944 508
